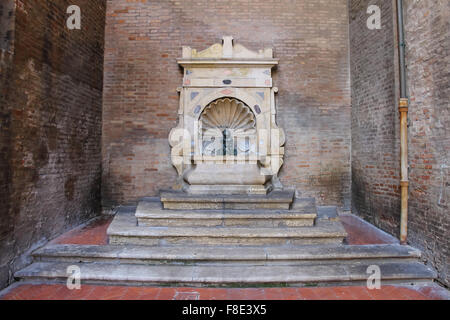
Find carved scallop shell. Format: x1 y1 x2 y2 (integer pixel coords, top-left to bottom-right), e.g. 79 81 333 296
200 98 256 136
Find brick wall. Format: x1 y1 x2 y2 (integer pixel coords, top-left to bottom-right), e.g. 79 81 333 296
0 0 15 290
404 0 449 286
349 0 401 235
0 0 15 51
350 0 449 285
0 0 106 290
102 0 351 210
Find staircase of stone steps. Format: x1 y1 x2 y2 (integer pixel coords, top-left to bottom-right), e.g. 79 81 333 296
15 243 436 287
13 191 437 287
107 194 347 246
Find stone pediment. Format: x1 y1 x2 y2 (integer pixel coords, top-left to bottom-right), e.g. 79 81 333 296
179 36 278 67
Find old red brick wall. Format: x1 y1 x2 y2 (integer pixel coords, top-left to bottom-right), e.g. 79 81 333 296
0 0 15 291
0 0 15 288
0 0 106 289
0 0 15 51
350 0 449 285
404 0 449 286
349 0 401 235
102 0 351 210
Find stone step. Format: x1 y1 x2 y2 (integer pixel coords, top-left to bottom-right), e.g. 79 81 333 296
33 243 422 266
107 211 347 246
160 189 295 210
136 200 317 227
15 261 436 287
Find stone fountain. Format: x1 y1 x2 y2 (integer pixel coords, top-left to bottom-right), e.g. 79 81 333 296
169 36 285 196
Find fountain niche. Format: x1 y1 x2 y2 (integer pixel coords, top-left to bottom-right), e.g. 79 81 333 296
169 36 285 195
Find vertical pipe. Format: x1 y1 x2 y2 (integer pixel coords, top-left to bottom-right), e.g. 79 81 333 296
396 0 409 244
399 99 409 244
397 0 407 98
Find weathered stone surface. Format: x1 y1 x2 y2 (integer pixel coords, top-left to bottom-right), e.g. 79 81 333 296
160 189 295 210
33 243 422 266
317 206 339 221
136 200 316 227
160 190 295 202
15 261 436 286
107 209 346 247
14 194 436 287
186 185 269 196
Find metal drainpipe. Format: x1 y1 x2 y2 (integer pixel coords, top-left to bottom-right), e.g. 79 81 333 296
396 0 409 244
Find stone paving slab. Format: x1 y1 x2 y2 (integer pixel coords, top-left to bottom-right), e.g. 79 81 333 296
340 214 400 245
33 243 422 266
14 261 436 287
160 190 295 210
136 200 317 218
317 206 339 220
160 189 296 202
